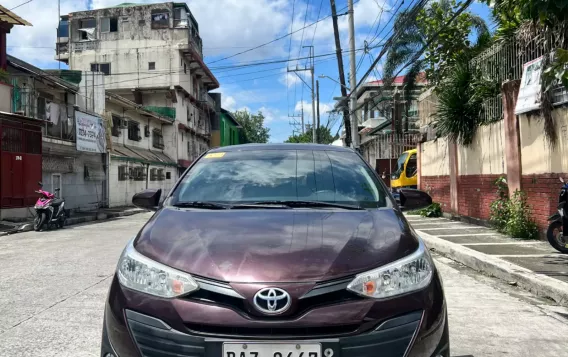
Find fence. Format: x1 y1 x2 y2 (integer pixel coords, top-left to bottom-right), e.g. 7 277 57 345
470 37 568 120
361 133 421 169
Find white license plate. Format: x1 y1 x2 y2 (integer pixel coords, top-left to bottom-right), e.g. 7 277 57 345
223 343 321 357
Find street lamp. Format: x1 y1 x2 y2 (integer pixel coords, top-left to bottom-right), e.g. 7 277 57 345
318 74 351 91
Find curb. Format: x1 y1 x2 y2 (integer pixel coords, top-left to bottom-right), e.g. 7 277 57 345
10 209 146 235
417 229 568 307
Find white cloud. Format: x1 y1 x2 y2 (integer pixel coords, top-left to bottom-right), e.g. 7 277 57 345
222 96 237 111
5 0 89 65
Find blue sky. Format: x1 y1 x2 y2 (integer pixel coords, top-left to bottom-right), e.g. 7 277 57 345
5 0 492 143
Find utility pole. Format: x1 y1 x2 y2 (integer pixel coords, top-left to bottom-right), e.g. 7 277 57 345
348 0 359 150
330 0 351 147
287 45 316 143
57 0 61 70
288 113 303 134
316 79 320 143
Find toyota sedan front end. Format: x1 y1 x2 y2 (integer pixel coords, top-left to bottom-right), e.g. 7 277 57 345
101 144 449 357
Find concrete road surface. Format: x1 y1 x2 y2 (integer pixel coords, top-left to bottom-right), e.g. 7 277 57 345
0 213 567 356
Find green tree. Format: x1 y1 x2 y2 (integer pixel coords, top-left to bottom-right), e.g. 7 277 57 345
233 110 270 143
383 0 490 89
285 126 337 144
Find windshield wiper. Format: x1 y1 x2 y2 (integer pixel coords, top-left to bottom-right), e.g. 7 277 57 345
172 201 232 210
235 200 364 210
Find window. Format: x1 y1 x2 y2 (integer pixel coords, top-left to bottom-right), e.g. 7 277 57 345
90 63 111 75
171 150 387 209
184 63 187 74
79 18 96 40
166 172 171 180
151 11 170 29
391 152 408 180
118 165 128 181
405 153 417 178
158 169 165 181
112 115 122 137
173 7 188 27
148 62 156 70
37 97 46 120
101 17 118 33
152 129 164 149
128 120 141 141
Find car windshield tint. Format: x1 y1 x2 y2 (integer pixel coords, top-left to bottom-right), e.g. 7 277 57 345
171 150 387 209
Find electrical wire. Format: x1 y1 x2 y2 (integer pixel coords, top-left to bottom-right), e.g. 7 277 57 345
205 0 360 65
9 0 33 11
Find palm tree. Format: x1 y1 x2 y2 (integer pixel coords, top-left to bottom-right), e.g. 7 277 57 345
382 0 490 92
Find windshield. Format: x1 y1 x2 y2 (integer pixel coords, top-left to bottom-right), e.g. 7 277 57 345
391 152 408 179
170 149 388 209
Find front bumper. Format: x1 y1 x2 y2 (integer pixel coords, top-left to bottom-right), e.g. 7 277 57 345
101 272 448 357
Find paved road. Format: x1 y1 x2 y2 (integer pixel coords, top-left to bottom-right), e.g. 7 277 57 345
0 213 567 356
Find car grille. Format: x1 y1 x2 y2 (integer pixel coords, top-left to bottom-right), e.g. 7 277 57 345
184 323 361 338
126 309 423 357
185 276 363 319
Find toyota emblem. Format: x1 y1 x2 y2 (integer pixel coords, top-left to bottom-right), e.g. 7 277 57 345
253 287 291 315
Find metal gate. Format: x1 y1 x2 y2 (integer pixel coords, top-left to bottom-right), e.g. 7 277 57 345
0 119 42 208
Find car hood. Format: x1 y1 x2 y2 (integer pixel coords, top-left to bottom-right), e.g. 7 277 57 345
134 207 419 283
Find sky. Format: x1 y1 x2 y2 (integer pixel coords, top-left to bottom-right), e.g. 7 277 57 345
4 0 492 143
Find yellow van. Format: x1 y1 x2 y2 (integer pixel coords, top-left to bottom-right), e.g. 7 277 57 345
391 149 418 189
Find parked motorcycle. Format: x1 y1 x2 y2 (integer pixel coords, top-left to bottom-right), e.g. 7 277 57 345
33 182 66 231
547 177 568 253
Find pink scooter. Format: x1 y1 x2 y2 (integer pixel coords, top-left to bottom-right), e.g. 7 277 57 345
33 182 66 231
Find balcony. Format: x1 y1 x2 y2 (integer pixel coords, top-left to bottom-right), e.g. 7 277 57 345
189 34 203 59
12 86 75 141
72 41 98 52
199 92 215 109
55 42 69 62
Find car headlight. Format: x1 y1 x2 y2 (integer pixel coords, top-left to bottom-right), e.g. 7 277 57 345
117 238 199 298
347 240 433 299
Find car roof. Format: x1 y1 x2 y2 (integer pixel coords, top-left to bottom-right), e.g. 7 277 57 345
208 143 356 153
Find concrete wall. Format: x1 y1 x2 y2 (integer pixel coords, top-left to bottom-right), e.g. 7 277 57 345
458 121 506 175
108 160 176 207
42 139 105 211
0 82 11 112
419 103 568 234
420 138 450 176
68 3 195 95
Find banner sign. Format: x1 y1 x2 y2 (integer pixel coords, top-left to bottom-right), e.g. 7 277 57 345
515 56 544 115
76 110 107 153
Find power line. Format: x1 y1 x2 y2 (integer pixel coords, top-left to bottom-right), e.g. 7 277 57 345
345 0 476 117
9 0 33 11
206 0 360 65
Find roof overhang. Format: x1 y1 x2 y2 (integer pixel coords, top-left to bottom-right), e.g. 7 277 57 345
0 5 32 27
178 44 219 90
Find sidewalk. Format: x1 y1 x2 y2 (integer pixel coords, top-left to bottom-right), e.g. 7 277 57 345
407 214 568 307
0 207 146 236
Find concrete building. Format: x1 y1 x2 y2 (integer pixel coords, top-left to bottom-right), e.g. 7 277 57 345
5 57 109 217
104 92 177 207
56 2 220 180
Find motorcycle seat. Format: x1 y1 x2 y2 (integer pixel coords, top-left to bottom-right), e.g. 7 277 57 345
51 199 64 206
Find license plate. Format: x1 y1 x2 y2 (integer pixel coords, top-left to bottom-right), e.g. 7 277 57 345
223 343 321 357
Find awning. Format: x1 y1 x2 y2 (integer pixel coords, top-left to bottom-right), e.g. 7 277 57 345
111 143 177 167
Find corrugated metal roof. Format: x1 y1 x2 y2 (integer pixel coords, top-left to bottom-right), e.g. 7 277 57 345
0 5 32 26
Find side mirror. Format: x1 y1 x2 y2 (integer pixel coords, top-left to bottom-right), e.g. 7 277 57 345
132 189 162 211
398 188 432 211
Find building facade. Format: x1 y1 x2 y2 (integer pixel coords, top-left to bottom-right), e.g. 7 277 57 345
219 108 241 147
6 57 109 216
56 2 221 187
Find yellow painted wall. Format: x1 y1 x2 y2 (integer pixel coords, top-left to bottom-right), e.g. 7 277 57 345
457 121 506 175
520 107 568 174
421 138 450 176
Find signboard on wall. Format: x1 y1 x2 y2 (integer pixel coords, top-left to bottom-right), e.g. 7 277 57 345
515 56 544 115
76 111 107 153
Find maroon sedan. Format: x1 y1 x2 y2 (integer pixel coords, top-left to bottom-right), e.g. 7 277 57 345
101 144 449 357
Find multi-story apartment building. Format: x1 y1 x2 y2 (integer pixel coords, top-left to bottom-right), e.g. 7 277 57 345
56 2 220 181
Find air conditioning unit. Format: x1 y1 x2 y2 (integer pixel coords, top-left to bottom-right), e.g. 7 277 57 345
119 118 129 128
144 125 150 137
